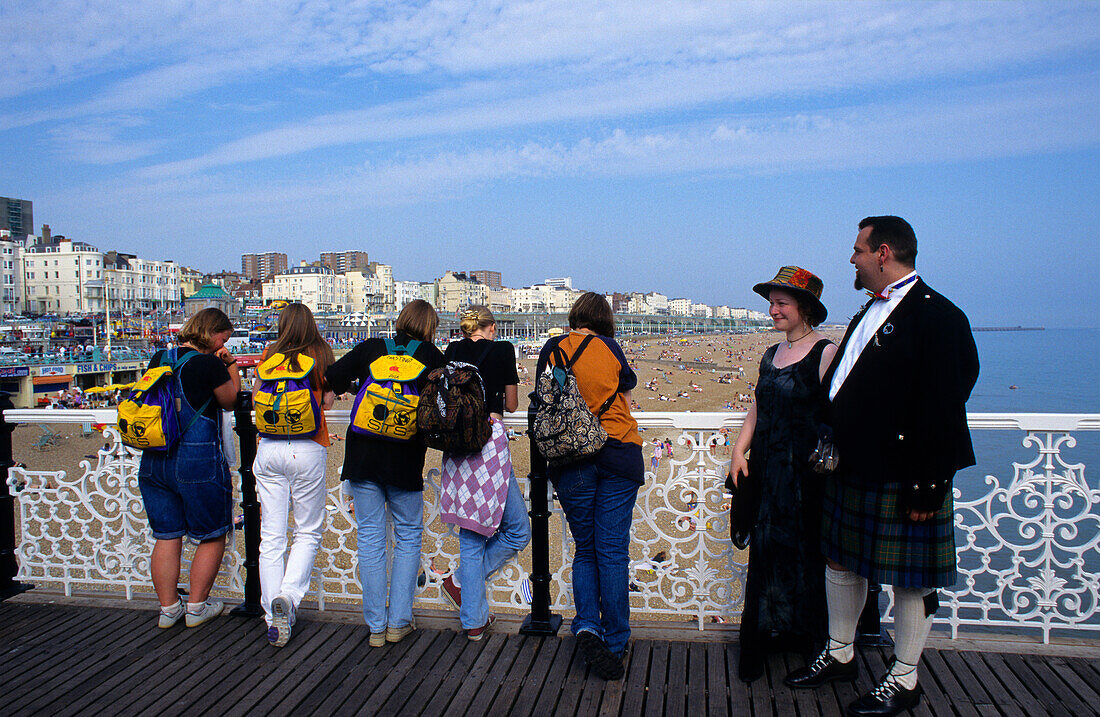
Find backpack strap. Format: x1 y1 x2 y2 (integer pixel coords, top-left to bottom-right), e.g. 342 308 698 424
565 335 618 418
384 337 396 355
473 340 494 368
171 348 214 438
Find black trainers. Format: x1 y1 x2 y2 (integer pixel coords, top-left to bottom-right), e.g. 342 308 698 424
784 648 858 688
577 630 625 680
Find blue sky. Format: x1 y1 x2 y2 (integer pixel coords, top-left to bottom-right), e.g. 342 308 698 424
3 1 1099 327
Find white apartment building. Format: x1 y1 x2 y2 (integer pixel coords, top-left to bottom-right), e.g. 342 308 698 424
644 292 669 315
263 264 345 313
395 280 437 309
369 263 395 311
691 302 712 317
486 287 513 313
668 298 692 316
22 238 105 314
512 284 576 313
104 254 180 314
0 231 23 315
544 277 573 289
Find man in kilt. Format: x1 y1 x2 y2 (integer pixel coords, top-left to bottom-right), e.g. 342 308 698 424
785 216 979 716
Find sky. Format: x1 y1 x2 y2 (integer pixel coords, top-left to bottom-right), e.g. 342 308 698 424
3 1 1099 328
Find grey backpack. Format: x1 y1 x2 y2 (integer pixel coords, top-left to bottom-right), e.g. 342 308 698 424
532 335 616 466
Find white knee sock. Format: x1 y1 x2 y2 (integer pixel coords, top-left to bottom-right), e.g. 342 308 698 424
825 566 868 663
889 587 935 689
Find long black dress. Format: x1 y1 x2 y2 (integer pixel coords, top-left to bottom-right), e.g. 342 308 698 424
733 338 832 682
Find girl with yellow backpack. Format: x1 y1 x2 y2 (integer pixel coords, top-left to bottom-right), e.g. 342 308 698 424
252 303 335 647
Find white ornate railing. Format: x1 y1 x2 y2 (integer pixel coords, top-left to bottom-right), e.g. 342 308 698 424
4 409 1099 643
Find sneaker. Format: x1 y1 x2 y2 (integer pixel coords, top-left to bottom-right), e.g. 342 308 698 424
369 631 386 648
158 599 185 629
441 575 462 610
270 594 293 647
184 599 224 628
466 614 496 641
577 630 625 680
267 626 281 646
386 622 415 644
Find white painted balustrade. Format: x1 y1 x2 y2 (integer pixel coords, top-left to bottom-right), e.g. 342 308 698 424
4 409 1099 643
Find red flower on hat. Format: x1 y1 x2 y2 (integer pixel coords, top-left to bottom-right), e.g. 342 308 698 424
790 268 813 289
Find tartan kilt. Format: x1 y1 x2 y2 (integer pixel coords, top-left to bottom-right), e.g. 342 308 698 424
821 473 956 589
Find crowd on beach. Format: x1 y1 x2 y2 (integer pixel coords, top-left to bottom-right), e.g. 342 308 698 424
127 216 978 717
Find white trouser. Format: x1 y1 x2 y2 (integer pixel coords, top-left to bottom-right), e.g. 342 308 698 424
254 438 328 624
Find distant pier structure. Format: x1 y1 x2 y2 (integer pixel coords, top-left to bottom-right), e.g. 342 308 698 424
972 326 1044 332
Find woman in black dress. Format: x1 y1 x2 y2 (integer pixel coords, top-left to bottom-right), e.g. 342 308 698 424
728 267 838 681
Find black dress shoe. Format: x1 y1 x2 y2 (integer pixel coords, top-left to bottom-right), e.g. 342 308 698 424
847 678 922 716
784 649 858 688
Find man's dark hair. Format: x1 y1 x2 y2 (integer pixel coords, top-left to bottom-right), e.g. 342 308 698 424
568 292 615 338
859 215 918 266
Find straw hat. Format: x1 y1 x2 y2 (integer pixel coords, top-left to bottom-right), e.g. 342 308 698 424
752 266 828 325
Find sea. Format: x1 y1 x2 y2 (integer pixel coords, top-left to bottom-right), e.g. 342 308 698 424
961 328 1099 490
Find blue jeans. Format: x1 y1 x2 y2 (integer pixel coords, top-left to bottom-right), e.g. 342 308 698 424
457 472 531 629
553 461 639 656
138 399 232 542
345 479 424 632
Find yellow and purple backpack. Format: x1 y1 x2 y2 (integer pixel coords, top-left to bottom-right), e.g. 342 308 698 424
117 348 209 451
254 352 321 438
350 339 425 441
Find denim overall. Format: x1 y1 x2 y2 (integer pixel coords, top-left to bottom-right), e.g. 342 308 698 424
137 350 233 541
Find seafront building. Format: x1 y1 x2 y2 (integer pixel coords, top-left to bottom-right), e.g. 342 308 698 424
241 252 288 282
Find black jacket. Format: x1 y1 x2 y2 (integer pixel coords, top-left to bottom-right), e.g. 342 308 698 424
824 279 979 511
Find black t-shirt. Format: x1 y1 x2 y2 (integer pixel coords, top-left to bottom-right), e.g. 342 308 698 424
324 332 445 491
148 348 232 421
443 338 519 415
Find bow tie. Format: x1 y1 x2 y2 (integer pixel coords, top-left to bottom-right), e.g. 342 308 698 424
865 273 917 302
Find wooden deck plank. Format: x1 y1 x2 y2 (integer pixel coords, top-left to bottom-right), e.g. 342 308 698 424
247 628 366 717
196 621 330 716
596 642 633 717
978 653 1048 717
0 606 142 691
1002 652 1078 717
685 642 707 717
942 650 1011 708
1018 653 1095 717
643 640 669 717
1064 658 1100 703
704 641 728 717
4 603 1100 717
309 631 402 715
394 630 476 717
767 652 797 717
65 616 255 716
121 619 263 716
1 608 156 714
487 635 542 716
618 639 651 717
371 630 457 715
724 641 752 716
439 631 509 717
490 636 562 717
922 647 981 716
227 623 350 716
664 641 688 717
326 629 423 717
555 635 594 717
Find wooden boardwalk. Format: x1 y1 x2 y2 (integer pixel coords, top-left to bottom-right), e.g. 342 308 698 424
1 602 1098 716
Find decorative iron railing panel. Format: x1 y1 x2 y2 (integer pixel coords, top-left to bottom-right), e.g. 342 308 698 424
4 409 1098 643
